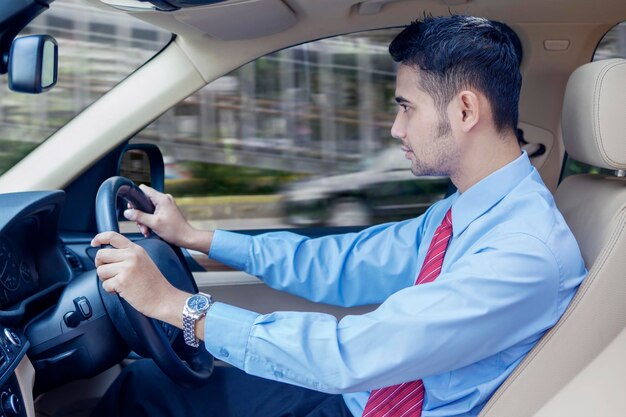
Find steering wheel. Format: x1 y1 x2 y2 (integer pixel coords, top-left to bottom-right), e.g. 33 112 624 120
95 176 214 387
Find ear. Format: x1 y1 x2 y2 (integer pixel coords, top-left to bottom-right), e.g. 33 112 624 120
452 90 480 133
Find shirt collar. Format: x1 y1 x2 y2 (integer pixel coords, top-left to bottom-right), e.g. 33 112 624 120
450 151 532 237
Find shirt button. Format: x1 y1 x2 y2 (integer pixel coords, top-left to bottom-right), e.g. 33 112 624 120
219 348 229 358
273 370 283 378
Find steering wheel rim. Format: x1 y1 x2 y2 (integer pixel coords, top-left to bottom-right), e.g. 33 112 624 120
95 176 214 387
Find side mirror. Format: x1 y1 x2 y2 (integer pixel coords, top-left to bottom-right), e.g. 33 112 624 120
118 144 165 192
7 35 58 94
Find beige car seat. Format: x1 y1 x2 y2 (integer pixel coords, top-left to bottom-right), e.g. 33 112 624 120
480 58 626 416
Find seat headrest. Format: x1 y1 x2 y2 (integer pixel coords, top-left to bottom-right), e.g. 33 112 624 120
562 58 626 170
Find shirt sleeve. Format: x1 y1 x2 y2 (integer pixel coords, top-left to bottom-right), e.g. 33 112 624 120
204 232 561 394
209 216 428 307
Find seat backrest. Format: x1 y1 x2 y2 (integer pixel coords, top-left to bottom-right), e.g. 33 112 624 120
480 58 626 416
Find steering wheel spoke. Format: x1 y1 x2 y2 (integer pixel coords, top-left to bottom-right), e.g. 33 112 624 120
156 319 180 343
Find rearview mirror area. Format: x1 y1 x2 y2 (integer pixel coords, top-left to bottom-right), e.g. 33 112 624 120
7 34 58 94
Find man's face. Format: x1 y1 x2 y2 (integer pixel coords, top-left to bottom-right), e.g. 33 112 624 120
391 65 457 177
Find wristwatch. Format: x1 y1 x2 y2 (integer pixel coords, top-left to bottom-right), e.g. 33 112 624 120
182 292 212 347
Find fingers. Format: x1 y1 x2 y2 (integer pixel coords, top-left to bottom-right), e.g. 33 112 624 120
95 258 124 294
101 278 117 294
125 202 149 236
94 247 129 267
125 185 178 238
92 240 146 294
123 207 150 224
93 242 170 314
95 262 121 280
124 184 167 227
138 224 149 237
91 231 134 249
123 210 155 239
138 184 165 205
139 184 176 206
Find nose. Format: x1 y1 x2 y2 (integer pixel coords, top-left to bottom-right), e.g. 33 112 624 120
391 112 405 140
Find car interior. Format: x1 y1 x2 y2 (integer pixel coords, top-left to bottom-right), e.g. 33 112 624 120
0 0 624 416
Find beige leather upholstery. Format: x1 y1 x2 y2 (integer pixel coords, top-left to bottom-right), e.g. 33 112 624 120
480 58 626 416
562 59 626 170
534 327 626 416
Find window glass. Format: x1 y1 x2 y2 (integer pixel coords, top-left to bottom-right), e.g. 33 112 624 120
133 29 450 231
561 22 626 179
0 0 169 176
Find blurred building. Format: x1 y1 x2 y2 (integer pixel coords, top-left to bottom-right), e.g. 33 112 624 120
1 1 624 176
0 0 401 175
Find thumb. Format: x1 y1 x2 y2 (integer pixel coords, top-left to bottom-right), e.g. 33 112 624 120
124 207 153 227
138 184 164 204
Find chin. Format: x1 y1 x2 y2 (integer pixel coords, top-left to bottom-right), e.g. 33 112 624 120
410 165 428 177
411 162 445 178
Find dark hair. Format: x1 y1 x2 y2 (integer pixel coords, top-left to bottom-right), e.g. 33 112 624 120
389 15 523 133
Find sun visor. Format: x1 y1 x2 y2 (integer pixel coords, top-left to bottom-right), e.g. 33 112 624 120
141 0 227 11
99 0 228 11
174 0 297 40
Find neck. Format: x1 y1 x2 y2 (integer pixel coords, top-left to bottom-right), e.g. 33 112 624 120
450 130 521 193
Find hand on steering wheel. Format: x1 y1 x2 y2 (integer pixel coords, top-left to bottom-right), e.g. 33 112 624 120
123 184 212 254
93 176 213 387
122 184 188 242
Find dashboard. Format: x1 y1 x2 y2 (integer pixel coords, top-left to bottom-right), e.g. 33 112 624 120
0 189 174 414
0 191 73 417
0 192 71 319
0 220 40 310
0 191 128 400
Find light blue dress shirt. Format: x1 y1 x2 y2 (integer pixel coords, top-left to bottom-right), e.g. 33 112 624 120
205 152 587 417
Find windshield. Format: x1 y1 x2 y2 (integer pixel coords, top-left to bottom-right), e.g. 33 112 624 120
0 0 169 176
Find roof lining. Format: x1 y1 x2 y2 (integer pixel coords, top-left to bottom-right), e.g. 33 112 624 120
173 0 297 40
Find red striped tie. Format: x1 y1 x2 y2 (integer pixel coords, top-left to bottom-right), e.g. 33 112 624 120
362 208 453 417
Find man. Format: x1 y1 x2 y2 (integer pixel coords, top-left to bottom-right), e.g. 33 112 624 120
90 15 586 417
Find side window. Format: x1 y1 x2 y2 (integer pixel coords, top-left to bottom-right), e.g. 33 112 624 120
561 22 626 179
133 29 450 231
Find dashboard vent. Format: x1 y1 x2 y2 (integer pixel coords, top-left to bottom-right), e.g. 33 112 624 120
62 248 83 272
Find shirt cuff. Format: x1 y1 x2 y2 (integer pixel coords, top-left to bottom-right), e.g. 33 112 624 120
208 230 252 271
203 302 259 369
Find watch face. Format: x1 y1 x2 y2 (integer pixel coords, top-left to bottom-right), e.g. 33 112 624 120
187 294 210 313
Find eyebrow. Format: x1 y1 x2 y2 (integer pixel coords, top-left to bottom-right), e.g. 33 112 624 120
395 96 410 105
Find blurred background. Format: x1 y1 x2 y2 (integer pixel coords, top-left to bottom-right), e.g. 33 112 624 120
1 0 625 229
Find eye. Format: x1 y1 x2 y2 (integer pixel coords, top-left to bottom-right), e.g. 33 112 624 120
399 104 409 113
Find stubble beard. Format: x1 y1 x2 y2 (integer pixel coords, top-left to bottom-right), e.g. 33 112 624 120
409 116 456 177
